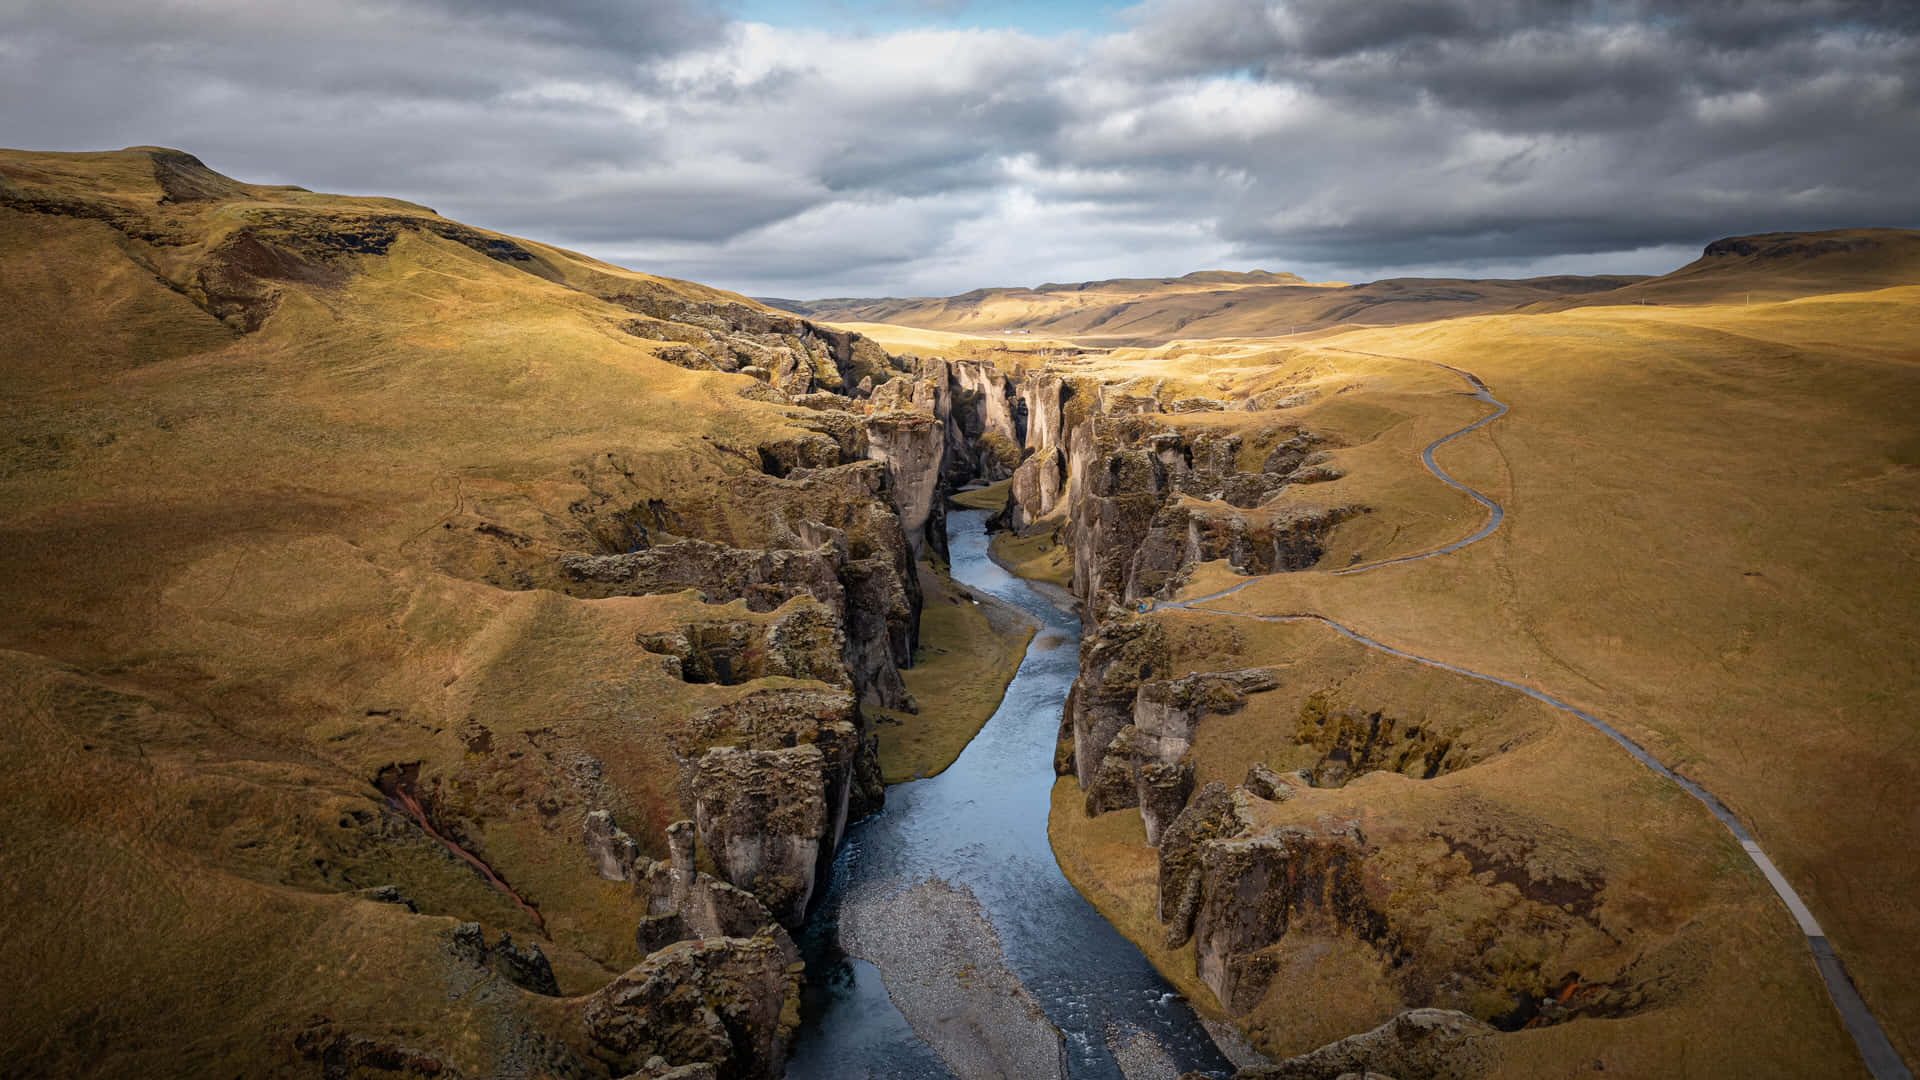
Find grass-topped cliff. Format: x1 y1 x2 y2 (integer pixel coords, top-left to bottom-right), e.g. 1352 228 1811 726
0 146 1023 1077
937 239 1920 1076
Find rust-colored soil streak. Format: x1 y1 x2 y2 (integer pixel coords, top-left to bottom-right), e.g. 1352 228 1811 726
390 786 546 933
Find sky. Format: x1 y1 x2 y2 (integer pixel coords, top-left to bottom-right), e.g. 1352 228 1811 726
1 0 1916 298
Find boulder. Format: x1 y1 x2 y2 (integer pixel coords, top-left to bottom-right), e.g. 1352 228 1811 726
1242 763 1295 803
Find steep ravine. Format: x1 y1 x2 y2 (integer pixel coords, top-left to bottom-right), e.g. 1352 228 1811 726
787 509 1238 1079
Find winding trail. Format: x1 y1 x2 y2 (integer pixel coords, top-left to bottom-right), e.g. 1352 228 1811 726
1162 349 1912 1080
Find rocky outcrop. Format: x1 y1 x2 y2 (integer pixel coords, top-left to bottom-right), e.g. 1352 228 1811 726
585 809 642 882
1066 618 1167 787
1294 699 1462 788
866 410 947 563
1020 372 1073 457
948 359 1025 481
1148 768 1640 1037
448 921 561 996
582 934 801 1080
605 819 792 953
1073 651 1277 829
1085 724 1151 817
1243 763 1298 803
1136 760 1196 846
1054 414 1357 613
560 540 840 610
610 291 896 394
1133 668 1278 763
577 817 799 1078
637 599 848 689
1234 1009 1496 1080
1157 788 1383 1015
693 735 859 925
560 513 912 711
1007 446 1066 532
1182 501 1359 576
1004 372 1082 532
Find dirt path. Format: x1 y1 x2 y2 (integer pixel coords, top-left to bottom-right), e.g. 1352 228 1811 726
1162 351 1912 1080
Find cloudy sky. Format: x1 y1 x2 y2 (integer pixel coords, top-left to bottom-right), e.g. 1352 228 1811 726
2 0 1916 297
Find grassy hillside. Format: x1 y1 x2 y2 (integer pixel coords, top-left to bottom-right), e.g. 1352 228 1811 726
0 146 1015 1076
1528 228 1920 310
1034 276 1920 1073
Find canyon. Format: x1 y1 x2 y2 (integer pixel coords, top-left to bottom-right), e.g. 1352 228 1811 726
2 147 1918 1080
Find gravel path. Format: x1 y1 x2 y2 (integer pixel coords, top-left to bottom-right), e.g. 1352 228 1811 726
839 876 1068 1080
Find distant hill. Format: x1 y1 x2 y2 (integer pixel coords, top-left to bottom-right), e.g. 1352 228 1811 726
774 229 1920 343
772 268 1650 344
1527 228 1920 312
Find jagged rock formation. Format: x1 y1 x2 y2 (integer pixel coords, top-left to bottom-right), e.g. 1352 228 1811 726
578 818 802 1079
1081 667 1279 819
1140 764 1669 1040
694 741 851 925
866 411 946 564
559 459 921 712
1293 697 1465 789
449 921 562 996
582 935 800 1080
1060 412 1357 611
1158 786 1381 1015
616 293 891 394
993 367 1358 615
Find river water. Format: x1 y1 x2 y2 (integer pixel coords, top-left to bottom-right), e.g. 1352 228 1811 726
786 509 1234 1079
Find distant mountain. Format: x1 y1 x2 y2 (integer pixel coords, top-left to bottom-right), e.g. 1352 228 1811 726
772 268 1650 344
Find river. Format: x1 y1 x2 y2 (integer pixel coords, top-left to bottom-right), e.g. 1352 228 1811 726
786 508 1235 1079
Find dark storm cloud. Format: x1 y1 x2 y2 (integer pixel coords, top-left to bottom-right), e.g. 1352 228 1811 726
1 0 1915 294
1077 0 1920 276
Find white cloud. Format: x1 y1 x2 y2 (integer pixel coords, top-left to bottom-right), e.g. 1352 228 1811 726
2 0 1915 296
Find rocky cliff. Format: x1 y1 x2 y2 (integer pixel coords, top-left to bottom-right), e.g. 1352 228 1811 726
0 146 1025 1079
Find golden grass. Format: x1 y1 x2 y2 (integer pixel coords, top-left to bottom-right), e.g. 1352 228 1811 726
873 566 1035 782
1082 284 1920 1060
1159 288 1920 1059
990 526 1074 590
1040 282 1919 1072
0 148 875 1072
950 479 1011 511
1049 608 1862 1074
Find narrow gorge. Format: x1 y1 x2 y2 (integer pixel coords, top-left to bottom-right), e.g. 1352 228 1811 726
5 149 1910 1080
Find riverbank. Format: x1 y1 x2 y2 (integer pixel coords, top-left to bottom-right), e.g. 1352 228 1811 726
872 562 1036 783
787 510 1236 1079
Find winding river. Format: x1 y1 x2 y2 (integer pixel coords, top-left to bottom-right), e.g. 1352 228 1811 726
787 509 1235 1079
